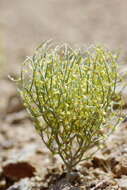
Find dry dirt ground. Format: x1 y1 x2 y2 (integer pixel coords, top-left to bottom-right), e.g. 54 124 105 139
1 1 127 190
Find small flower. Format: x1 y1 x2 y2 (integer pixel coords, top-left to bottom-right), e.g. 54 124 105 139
19 41 122 172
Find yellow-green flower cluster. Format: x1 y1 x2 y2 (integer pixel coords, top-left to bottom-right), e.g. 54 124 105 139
20 41 121 171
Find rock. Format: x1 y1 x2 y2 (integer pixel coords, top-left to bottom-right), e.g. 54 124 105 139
0 179 6 190
49 179 80 190
66 171 80 183
92 155 108 172
80 167 89 176
90 180 109 190
92 168 106 178
121 147 127 154
80 160 93 169
0 140 14 150
0 80 16 115
0 167 6 190
3 162 36 180
5 110 29 125
116 176 127 190
107 156 119 170
113 157 127 177
6 94 24 114
6 178 32 190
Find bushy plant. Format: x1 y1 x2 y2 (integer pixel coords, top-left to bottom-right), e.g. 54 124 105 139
19 41 122 172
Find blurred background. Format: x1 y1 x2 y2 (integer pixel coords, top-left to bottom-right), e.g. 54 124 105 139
0 0 127 74
1 1 127 189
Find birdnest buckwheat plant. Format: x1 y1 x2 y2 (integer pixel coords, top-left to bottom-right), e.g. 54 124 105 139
19 41 122 172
